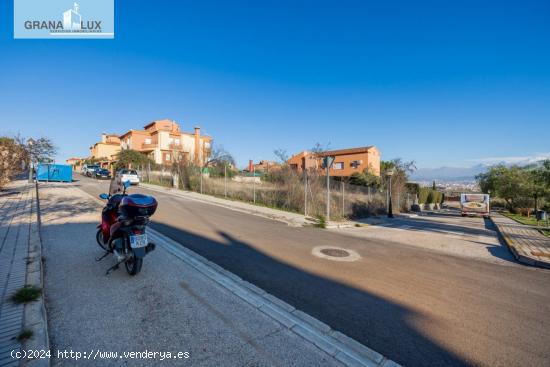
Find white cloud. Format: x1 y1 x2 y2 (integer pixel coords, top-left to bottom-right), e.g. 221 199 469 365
468 152 550 165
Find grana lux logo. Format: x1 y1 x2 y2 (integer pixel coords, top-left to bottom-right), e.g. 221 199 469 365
24 2 102 33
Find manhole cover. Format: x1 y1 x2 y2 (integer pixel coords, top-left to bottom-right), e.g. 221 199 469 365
312 246 361 262
320 248 350 257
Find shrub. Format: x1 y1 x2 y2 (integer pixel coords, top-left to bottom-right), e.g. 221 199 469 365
426 191 434 204
11 285 41 304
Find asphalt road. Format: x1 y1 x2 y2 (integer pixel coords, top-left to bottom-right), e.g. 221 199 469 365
74 176 550 367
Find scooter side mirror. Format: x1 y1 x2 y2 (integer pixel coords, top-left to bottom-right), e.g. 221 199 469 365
99 193 109 200
123 180 131 189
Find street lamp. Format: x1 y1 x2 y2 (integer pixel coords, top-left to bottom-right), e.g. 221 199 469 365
386 169 395 218
27 138 35 183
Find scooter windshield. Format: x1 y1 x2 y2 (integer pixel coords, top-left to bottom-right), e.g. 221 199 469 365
109 176 124 196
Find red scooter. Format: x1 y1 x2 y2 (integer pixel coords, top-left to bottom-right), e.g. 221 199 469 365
96 181 157 275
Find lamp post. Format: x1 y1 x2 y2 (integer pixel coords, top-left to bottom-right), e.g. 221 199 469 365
386 169 395 218
27 138 35 183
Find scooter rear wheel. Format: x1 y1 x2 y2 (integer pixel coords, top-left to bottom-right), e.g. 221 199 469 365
96 229 109 252
125 254 142 276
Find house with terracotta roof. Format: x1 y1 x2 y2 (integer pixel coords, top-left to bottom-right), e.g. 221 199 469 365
119 119 212 166
89 133 121 166
287 146 380 177
66 157 84 171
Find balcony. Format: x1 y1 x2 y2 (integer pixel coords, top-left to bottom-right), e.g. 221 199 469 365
168 143 184 150
140 143 158 151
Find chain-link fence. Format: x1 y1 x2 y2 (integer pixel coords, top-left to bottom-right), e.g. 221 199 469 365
137 163 412 221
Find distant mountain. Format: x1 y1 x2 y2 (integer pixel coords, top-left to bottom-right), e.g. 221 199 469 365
410 157 550 183
410 164 489 182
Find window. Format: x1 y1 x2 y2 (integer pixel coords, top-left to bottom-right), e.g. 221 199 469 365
165 153 171 161
350 160 362 169
144 138 151 144
175 139 180 145
333 162 344 170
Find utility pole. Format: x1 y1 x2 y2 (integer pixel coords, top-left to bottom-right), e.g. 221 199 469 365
224 163 227 198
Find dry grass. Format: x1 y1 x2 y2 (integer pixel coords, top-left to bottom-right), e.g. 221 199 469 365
141 168 402 219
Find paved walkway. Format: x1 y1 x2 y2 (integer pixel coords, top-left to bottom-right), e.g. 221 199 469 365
491 213 550 268
0 181 33 367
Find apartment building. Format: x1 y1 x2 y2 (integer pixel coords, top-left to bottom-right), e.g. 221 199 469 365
89 134 121 162
287 146 381 177
119 119 212 166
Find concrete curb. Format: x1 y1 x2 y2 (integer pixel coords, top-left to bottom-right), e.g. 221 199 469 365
21 183 50 367
490 215 550 269
76 185 401 367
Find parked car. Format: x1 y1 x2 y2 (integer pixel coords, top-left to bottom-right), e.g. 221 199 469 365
94 168 111 180
83 164 100 177
117 169 140 185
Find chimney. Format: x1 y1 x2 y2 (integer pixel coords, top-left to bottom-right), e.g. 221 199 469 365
248 160 253 172
101 133 107 143
194 127 201 165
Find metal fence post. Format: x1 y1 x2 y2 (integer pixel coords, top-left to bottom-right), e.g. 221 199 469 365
304 170 308 216
224 163 227 198
200 166 203 194
342 180 345 217
253 166 256 204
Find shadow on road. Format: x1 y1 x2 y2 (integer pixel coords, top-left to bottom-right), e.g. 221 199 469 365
150 221 470 367
378 212 496 238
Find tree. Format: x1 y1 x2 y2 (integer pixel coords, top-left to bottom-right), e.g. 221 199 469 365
527 164 550 212
476 165 530 212
0 137 25 188
203 145 236 178
379 158 416 212
24 137 56 164
205 145 235 167
349 167 381 188
115 149 151 170
273 149 289 164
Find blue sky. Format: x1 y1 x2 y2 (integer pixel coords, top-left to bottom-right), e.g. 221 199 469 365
1 0 549 168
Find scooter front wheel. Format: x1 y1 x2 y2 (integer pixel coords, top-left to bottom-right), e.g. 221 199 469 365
96 229 109 252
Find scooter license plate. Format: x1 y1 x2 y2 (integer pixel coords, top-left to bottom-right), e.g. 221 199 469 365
129 234 148 248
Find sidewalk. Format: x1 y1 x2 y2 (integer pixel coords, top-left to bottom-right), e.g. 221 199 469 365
39 182 397 366
491 213 550 268
0 181 48 367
